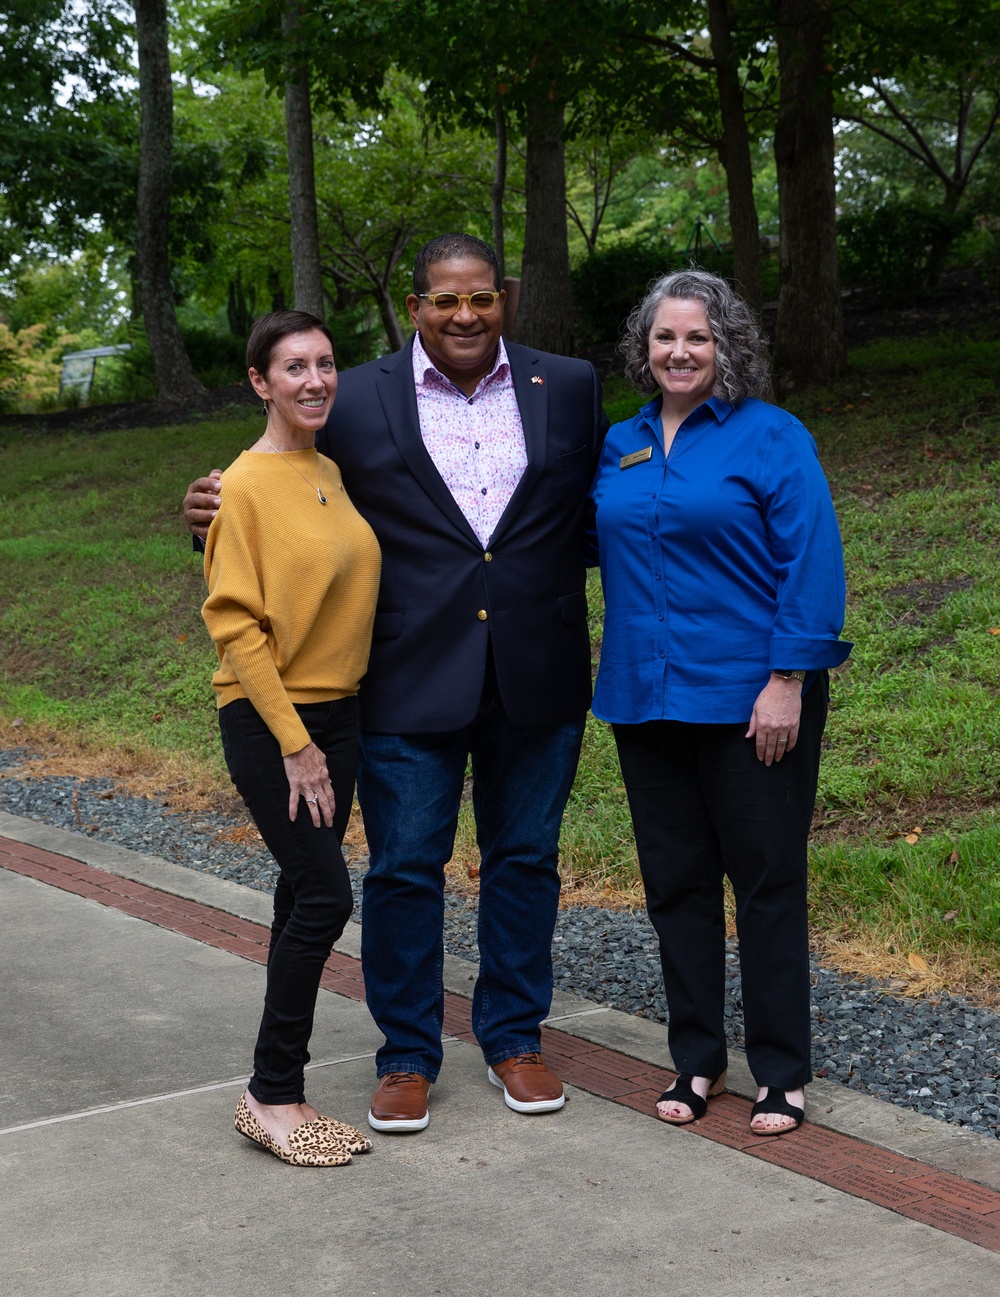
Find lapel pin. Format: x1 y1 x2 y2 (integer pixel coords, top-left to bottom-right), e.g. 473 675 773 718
531 375 544 385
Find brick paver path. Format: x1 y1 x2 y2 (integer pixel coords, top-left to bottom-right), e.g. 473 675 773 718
4 832 999 1253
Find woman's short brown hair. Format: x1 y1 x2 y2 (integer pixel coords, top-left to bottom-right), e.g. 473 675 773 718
246 310 334 377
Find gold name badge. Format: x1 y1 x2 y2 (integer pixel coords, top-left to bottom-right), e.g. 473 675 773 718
619 446 653 469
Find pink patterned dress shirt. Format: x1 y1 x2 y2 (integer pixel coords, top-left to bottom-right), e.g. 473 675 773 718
411 333 527 549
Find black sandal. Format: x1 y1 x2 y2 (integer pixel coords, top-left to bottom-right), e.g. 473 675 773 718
655 1071 727 1126
750 1088 804 1136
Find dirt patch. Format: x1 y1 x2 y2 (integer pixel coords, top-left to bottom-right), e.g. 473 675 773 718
882 577 975 625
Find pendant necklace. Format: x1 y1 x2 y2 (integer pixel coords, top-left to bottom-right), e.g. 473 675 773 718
262 437 327 504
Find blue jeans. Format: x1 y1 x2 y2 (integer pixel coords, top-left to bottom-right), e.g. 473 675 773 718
356 666 585 1082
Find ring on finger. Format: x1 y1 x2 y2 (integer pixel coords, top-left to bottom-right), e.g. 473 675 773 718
777 737 787 745
307 795 319 803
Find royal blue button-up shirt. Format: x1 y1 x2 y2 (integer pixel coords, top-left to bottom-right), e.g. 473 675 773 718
586 394 852 725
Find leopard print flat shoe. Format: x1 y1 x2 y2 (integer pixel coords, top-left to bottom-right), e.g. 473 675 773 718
315 1115 374 1154
234 1095 352 1167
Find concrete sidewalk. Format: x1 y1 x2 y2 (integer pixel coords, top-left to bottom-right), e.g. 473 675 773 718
1 812 999 1295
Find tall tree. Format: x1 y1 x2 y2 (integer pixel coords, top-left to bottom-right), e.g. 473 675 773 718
772 0 845 389
836 1 1000 215
705 0 765 312
491 95 508 279
134 0 204 402
281 1 324 318
518 92 573 351
628 7 774 315
385 0 653 353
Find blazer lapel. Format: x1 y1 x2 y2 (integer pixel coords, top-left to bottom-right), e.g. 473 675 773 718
374 339 480 545
489 340 547 546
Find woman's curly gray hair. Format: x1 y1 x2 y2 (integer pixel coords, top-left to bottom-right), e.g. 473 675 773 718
621 268 770 403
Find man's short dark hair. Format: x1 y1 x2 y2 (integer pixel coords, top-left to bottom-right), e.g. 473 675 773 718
412 234 502 295
245 310 334 376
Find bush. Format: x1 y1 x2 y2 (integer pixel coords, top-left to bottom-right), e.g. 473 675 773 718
0 326 22 412
182 325 246 388
838 199 971 304
90 324 246 404
0 322 82 412
571 237 735 348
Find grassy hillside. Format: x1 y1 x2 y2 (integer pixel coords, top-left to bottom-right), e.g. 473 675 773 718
2 331 999 994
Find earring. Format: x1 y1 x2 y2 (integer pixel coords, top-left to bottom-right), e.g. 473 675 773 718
261 401 268 415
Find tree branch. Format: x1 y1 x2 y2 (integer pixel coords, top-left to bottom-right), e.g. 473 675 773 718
626 31 717 71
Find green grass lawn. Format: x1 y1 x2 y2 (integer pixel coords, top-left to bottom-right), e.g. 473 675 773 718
2 331 999 991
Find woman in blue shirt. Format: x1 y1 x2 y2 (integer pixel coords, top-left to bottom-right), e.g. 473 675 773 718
588 269 851 1135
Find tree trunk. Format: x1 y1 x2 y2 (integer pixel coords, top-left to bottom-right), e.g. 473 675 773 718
282 3 324 320
706 0 763 314
375 285 406 352
773 0 846 390
134 0 204 403
516 96 574 355
491 96 507 279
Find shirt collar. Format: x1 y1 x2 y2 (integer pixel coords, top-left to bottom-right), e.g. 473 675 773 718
412 332 510 392
639 392 735 427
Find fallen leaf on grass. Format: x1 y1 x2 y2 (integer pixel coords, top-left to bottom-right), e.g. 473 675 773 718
943 910 959 923
466 864 479 880
907 952 930 973
177 633 188 643
10 717 25 728
990 628 1000 636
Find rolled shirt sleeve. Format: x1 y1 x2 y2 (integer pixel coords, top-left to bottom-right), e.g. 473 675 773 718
761 418 852 672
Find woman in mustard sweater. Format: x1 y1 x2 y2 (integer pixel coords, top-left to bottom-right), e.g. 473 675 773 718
202 310 381 1166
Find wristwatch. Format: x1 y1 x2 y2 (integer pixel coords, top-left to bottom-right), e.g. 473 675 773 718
771 669 806 682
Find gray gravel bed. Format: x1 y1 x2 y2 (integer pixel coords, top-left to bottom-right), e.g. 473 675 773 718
2 750 997 1140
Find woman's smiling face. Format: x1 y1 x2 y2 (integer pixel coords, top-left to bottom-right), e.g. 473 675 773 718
647 297 717 413
249 329 337 440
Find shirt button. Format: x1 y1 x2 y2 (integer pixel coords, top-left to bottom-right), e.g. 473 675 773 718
655 572 661 580
658 614 664 622
477 609 488 621
483 552 493 562
659 651 665 659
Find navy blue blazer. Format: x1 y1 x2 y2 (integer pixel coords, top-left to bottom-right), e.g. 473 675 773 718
316 336 608 734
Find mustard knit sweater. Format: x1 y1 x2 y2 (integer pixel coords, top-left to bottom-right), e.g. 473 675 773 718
202 449 381 756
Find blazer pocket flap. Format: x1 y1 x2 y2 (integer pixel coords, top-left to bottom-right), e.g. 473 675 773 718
558 444 589 467
559 591 588 625
372 609 402 640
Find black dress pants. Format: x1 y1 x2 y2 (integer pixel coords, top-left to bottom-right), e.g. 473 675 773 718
612 674 828 1090
219 696 357 1105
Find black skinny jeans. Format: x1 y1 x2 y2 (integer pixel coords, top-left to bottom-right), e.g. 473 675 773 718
613 674 829 1091
219 697 358 1105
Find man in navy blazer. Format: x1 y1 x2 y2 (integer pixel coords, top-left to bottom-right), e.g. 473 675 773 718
186 234 606 1133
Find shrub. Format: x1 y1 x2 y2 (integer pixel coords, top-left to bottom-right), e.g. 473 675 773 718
0 323 81 411
571 237 736 348
838 199 971 304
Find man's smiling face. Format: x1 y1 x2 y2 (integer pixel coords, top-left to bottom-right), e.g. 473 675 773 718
407 257 505 392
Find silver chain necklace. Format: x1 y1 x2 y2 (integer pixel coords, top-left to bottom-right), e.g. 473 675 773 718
262 437 327 504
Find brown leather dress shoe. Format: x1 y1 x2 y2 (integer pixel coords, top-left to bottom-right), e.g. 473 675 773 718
367 1072 431 1132
488 1052 566 1113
